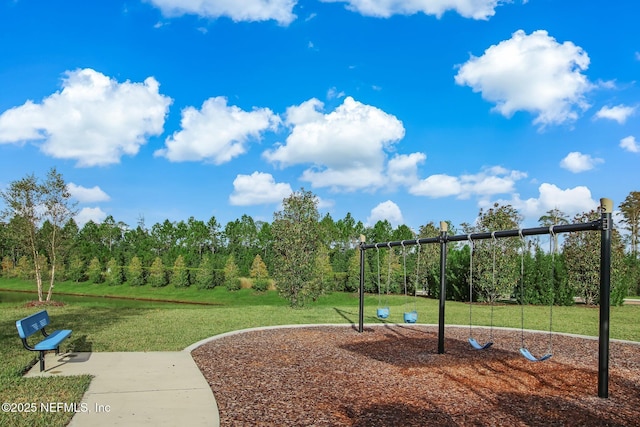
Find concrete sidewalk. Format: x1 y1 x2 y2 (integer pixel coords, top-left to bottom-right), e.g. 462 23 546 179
25 351 220 426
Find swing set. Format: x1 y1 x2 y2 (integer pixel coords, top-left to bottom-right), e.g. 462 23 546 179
375 241 419 323
357 198 614 399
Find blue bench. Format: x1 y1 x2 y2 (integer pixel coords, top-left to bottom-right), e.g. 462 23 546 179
16 310 72 372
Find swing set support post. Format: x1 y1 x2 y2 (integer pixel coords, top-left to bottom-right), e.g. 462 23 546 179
358 235 366 333
438 221 448 354
599 198 612 399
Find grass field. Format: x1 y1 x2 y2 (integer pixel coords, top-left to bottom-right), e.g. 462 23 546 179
1 278 639 427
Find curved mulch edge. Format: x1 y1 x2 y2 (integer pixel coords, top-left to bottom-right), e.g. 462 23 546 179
192 324 640 426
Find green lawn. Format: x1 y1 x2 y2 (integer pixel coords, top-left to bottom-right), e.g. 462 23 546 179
2 278 640 427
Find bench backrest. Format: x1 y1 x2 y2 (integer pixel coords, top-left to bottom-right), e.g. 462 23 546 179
16 310 51 339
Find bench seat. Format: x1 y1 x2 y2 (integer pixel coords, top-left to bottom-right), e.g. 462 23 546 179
33 329 72 351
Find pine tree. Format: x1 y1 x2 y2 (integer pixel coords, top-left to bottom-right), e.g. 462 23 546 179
170 255 190 288
87 257 103 284
126 256 145 286
105 257 124 286
224 255 240 291
195 254 215 289
148 257 168 288
67 255 86 282
1 256 14 278
250 254 270 291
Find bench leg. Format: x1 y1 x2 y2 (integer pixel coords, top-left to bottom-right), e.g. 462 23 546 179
39 351 45 372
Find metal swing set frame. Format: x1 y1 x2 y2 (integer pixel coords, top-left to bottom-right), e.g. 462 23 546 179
357 198 614 399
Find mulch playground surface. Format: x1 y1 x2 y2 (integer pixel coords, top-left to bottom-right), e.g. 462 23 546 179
192 325 640 426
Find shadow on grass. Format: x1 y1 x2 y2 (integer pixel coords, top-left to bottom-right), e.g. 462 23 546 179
333 307 357 328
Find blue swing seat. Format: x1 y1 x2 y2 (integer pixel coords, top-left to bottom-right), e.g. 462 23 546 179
376 307 390 319
468 337 493 350
520 348 552 362
403 311 417 324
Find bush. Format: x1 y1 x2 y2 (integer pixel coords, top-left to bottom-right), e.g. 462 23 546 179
212 270 225 288
225 277 241 291
253 278 271 292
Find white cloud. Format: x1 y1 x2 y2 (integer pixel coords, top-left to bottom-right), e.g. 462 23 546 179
497 183 598 221
146 0 297 25
594 105 635 124
410 166 526 198
75 207 108 227
0 68 172 167
321 0 502 20
229 172 293 206
410 173 461 197
67 183 110 203
620 135 639 153
386 152 426 186
560 151 604 173
264 96 405 191
367 200 404 227
455 30 592 127
155 97 280 164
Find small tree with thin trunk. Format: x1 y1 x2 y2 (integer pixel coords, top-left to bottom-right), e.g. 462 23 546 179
0 168 76 302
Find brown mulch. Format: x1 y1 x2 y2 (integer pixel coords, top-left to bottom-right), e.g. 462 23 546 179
192 325 640 426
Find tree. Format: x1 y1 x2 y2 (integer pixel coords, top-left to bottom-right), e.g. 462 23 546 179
126 256 145 286
1 256 14 277
250 254 270 291
67 255 85 282
223 255 241 291
195 254 215 290
170 254 190 288
314 245 334 294
563 209 629 305
346 247 363 292
87 257 103 284
40 168 77 299
105 257 124 286
619 191 640 257
538 208 569 253
148 257 168 288
416 222 441 297
464 203 522 302
1 173 46 300
271 189 321 307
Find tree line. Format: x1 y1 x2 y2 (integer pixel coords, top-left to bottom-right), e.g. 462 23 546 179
1 168 639 307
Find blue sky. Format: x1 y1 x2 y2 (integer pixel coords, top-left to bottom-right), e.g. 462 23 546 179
0 0 638 234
